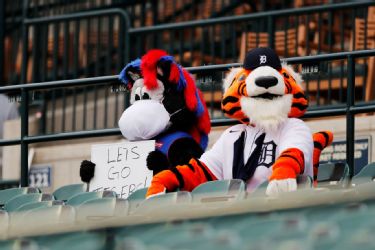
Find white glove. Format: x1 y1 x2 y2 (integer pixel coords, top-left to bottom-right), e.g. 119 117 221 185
266 178 297 197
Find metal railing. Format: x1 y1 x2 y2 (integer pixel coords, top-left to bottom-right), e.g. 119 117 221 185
2 1 372 137
0 50 374 187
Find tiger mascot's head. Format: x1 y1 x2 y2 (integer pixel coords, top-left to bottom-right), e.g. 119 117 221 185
222 47 308 131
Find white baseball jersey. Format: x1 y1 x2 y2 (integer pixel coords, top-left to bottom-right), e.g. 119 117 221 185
200 118 313 192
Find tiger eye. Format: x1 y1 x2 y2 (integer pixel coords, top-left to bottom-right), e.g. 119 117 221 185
238 74 246 81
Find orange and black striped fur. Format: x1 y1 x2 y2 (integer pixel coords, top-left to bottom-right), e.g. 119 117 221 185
312 131 334 185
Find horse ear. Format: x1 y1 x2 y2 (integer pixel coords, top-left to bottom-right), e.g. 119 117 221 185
118 58 142 90
156 60 172 84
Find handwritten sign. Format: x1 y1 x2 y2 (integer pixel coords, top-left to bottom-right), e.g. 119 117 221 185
89 140 154 199
319 136 372 175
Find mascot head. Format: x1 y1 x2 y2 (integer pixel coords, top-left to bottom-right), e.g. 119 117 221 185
118 49 211 150
222 47 308 131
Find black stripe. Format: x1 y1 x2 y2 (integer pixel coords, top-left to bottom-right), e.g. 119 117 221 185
291 103 308 111
186 163 195 172
195 159 213 181
241 118 250 123
285 81 292 93
223 107 241 115
170 168 184 189
222 96 239 106
281 154 303 171
318 131 330 146
293 92 306 99
314 141 324 150
239 83 246 96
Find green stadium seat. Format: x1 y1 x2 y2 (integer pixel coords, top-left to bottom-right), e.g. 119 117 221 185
136 191 192 214
118 222 215 249
191 179 246 203
4 193 53 212
75 197 129 221
127 187 148 212
0 239 39 250
15 200 54 212
352 162 375 186
317 162 350 188
308 222 340 250
249 175 313 198
10 205 76 231
52 183 86 201
0 187 40 206
36 232 107 250
127 187 148 201
66 190 116 206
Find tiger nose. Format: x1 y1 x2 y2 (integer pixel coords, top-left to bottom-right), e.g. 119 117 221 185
255 76 278 89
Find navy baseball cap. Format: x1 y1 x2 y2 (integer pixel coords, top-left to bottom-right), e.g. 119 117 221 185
243 47 281 70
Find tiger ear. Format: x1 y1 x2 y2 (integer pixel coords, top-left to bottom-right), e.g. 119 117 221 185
281 63 303 86
223 67 244 92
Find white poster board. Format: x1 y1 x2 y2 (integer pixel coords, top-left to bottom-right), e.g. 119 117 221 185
89 140 154 199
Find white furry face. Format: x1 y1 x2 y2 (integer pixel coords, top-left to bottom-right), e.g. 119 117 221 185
130 78 165 104
245 66 285 97
240 94 293 131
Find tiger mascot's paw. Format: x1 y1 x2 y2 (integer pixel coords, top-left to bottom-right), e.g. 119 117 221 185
266 178 297 196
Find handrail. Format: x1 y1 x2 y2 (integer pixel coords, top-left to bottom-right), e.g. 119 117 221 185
129 1 375 33
2 50 374 92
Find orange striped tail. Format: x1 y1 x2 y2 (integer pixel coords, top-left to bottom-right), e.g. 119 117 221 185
313 131 334 186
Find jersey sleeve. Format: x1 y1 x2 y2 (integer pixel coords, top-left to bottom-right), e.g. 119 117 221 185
278 118 314 176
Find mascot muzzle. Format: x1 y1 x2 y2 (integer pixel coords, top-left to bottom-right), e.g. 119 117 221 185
118 99 170 140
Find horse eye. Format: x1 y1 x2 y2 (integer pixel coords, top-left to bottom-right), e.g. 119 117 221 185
142 93 150 100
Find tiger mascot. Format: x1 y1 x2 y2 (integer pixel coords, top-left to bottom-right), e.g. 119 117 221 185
146 47 332 198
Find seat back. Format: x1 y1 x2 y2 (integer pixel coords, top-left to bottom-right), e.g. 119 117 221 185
52 183 86 201
0 187 39 206
192 179 246 202
317 162 350 188
4 193 45 212
352 162 375 186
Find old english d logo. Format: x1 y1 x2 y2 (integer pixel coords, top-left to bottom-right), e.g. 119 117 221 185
258 141 276 168
260 55 267 64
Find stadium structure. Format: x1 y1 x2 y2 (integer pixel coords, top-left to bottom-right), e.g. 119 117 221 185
0 0 375 249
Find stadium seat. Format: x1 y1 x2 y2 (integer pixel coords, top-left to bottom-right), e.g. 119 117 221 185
66 190 116 206
135 191 192 215
0 187 40 207
352 162 375 186
191 179 246 203
35 232 107 250
317 162 350 188
15 200 54 212
4 193 53 212
250 175 313 197
75 197 129 221
10 205 76 232
127 187 148 212
52 183 86 201
0 239 39 250
127 187 148 201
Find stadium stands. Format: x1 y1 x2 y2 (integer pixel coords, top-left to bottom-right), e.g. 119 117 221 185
0 1 375 249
